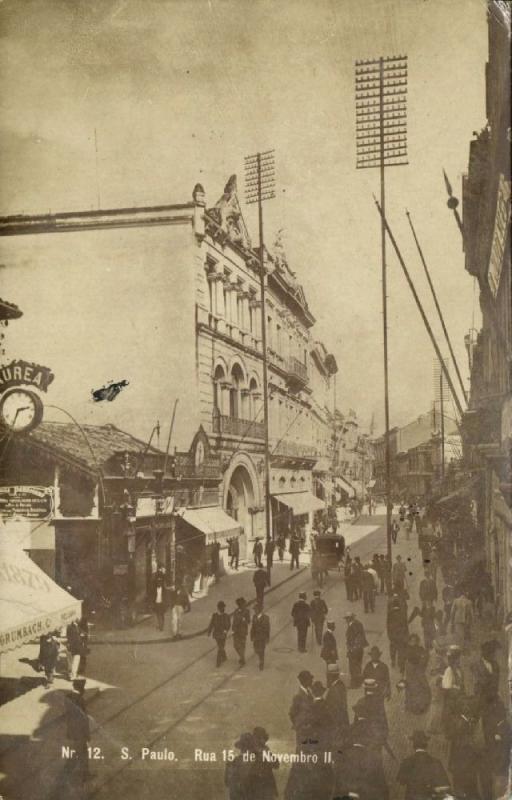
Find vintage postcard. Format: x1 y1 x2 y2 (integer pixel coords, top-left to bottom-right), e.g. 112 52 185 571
0 1 510 799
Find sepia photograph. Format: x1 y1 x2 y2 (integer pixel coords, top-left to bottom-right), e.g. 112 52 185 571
0 1 510 798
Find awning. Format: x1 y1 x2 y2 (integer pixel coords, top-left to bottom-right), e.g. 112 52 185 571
0 540 81 654
273 492 326 516
334 476 355 498
436 477 479 505
180 506 241 543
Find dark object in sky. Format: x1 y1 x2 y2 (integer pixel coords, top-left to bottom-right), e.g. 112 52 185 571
92 379 129 402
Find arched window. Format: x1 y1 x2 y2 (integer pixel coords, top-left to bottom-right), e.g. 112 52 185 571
249 377 259 421
230 364 244 418
213 365 225 414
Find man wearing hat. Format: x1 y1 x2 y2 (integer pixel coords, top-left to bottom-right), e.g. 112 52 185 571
320 622 338 668
344 611 368 688
334 724 389 800
232 597 251 667
289 670 314 747
310 589 328 645
396 730 450 800
65 678 91 780
472 639 500 714
250 603 270 670
362 645 391 701
291 592 311 653
253 563 269 606
325 662 349 746
207 600 231 667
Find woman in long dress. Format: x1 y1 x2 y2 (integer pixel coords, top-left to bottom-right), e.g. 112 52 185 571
404 633 431 714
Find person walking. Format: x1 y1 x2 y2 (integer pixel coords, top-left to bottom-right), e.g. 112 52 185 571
344 555 354 601
253 565 269 606
440 645 465 739
169 583 190 640
310 589 328 645
418 568 438 604
450 588 473 650
403 633 431 715
66 619 84 681
362 646 391 701
253 538 263 568
408 600 437 651
291 592 311 653
387 593 409 673
352 556 363 600
320 621 338 668
150 564 169 631
41 631 60 686
344 611 368 688
361 564 376 613
264 538 275 569
289 534 301 570
250 603 270 670
207 600 231 667
325 662 349 747
391 519 400 544
396 730 450 800
276 533 285 562
392 555 407 593
289 670 314 748
251 726 279 800
334 728 389 800
232 597 251 666
65 678 91 781
230 536 240 570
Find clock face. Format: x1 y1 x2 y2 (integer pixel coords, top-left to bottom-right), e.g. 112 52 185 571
0 388 43 433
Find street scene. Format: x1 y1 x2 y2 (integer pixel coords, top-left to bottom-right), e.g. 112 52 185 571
0 1 510 799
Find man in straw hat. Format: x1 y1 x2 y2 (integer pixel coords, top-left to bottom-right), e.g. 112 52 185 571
362 645 391 701
396 730 450 800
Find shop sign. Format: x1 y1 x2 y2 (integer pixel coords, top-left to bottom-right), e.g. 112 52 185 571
0 486 54 519
0 360 54 393
488 174 511 298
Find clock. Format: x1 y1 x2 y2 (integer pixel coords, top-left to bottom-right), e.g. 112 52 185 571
0 387 44 433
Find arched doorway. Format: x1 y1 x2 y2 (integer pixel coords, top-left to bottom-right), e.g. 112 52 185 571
226 464 255 561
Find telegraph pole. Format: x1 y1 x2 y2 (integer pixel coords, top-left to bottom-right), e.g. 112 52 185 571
355 54 408 564
244 150 275 582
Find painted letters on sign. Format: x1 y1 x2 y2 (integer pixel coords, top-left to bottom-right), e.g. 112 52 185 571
0 360 54 393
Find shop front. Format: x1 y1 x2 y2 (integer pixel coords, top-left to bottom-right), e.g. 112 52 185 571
271 491 326 551
176 505 241 590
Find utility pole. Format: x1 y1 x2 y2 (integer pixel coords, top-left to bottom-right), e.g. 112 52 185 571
440 365 445 481
244 150 275 582
355 54 408 564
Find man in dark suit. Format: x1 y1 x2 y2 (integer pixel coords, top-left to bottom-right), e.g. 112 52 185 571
334 727 389 800
253 538 263 567
419 567 438 603
362 645 391 700
253 565 269 606
289 534 301 570
396 730 450 800
344 611 368 688
150 564 169 631
250 603 270 670
232 596 250 666
291 592 311 652
320 621 338 667
325 662 349 747
310 589 328 645
207 600 231 667
289 670 314 748
229 536 240 570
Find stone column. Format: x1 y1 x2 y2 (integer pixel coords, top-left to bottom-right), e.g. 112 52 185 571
215 276 225 333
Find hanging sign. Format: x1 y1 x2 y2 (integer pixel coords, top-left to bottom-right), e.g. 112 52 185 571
0 360 54 393
0 486 54 520
488 174 511 298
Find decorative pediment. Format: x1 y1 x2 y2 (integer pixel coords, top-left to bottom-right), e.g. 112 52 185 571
211 175 252 250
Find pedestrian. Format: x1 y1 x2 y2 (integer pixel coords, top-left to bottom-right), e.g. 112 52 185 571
65 678 91 781
448 694 488 800
392 555 407 592
169 583 190 640
250 727 279 800
325 662 349 746
472 639 500 717
310 589 328 645
289 534 301 570
403 633 431 715
40 631 60 686
264 538 275 569
391 519 400 544
450 588 473 650
250 603 270 671
344 611 368 688
377 554 387 594
253 565 269 606
291 592 311 652
419 567 438 603
224 732 255 800
408 600 437 651
396 730 450 800
211 541 221 582
253 538 263 568
66 619 84 681
442 582 455 628
344 554 354 601
276 533 285 562
383 553 392 594
440 644 465 739
320 621 338 668
387 593 409 673
230 536 240 570
334 727 389 800
361 563 376 613
362 646 391 701
352 679 389 750
289 670 314 748
207 600 231 667
232 597 251 667
150 564 169 631
352 556 363 599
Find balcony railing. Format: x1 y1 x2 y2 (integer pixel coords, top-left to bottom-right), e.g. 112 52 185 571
213 414 265 439
287 356 308 386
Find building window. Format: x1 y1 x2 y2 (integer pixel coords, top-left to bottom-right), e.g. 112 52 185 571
213 365 225 413
230 363 244 418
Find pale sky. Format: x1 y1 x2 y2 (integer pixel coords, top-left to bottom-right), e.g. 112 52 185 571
0 0 487 433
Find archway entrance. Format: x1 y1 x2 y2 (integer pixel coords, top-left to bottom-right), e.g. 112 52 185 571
226 465 255 561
